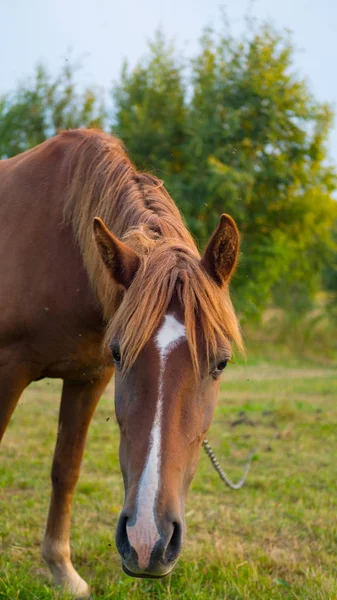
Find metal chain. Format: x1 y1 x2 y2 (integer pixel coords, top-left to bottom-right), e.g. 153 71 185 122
202 438 255 490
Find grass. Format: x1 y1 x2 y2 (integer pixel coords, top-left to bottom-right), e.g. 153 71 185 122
1 352 337 599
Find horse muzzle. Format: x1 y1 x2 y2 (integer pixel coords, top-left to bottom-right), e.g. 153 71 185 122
115 510 183 578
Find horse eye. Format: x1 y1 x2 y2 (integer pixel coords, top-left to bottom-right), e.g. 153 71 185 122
111 344 121 364
216 360 227 372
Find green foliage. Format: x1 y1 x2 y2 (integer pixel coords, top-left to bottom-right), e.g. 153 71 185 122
0 61 106 158
322 220 337 322
0 18 336 322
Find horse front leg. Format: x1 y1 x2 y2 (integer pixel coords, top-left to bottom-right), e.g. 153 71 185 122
42 371 113 599
0 357 31 442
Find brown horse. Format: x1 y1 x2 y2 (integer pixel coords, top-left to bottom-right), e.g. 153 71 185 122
0 129 242 597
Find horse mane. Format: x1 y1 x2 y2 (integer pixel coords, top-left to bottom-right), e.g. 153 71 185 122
62 129 243 372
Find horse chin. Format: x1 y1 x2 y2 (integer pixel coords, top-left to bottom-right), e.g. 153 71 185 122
122 561 174 579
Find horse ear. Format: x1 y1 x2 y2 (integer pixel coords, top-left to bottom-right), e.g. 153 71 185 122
201 214 240 286
93 217 140 289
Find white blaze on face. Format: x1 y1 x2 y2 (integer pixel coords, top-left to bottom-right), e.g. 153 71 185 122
127 314 186 570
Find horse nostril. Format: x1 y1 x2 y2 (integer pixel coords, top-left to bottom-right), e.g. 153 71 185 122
164 521 182 564
115 514 131 560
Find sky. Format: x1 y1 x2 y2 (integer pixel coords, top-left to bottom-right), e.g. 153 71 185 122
2 0 337 161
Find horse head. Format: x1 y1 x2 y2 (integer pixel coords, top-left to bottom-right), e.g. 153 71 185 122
93 214 242 578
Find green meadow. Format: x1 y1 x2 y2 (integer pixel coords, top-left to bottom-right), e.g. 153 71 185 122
1 351 337 599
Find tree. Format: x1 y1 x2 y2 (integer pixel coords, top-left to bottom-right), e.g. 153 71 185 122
0 62 106 158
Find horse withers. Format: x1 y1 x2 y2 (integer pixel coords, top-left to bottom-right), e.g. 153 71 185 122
0 129 242 597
